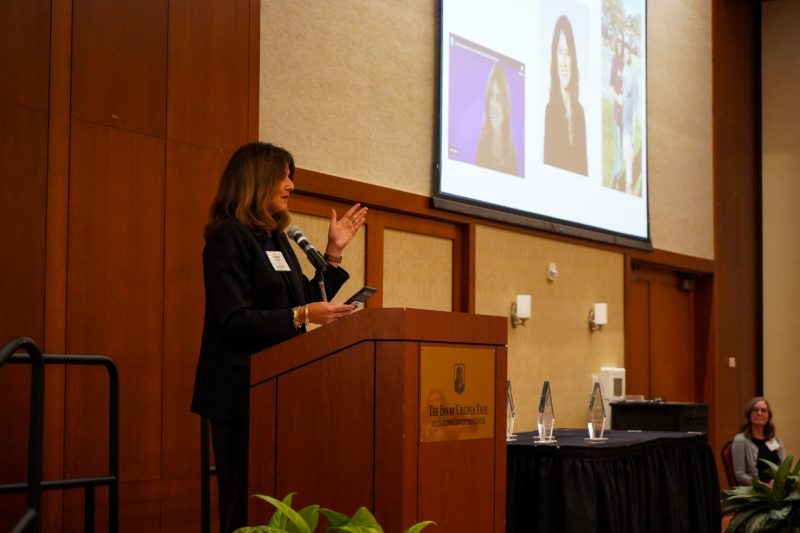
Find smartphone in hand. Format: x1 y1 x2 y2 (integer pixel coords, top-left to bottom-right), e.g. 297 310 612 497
344 286 376 307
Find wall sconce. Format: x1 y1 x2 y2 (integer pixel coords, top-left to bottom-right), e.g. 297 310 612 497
589 303 608 332
547 262 559 281
511 295 531 328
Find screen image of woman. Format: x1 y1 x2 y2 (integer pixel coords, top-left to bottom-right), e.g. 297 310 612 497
543 14 588 176
475 62 520 176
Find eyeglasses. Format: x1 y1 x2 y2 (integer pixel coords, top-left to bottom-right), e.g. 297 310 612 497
751 408 769 414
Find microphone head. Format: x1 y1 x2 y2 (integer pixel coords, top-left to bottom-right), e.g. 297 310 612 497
287 226 302 241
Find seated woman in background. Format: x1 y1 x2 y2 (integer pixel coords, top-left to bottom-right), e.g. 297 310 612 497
731 396 786 485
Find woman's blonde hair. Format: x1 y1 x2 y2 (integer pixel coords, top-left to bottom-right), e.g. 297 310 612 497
205 142 294 239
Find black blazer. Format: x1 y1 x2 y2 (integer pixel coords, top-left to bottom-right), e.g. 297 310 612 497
191 218 349 422
543 98 588 176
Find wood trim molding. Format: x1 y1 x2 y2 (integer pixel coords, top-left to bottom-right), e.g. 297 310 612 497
295 166 718 275
293 167 459 223
627 248 717 276
44 0 72 354
248 0 260 141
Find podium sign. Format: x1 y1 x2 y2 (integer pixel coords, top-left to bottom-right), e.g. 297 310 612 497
419 345 495 442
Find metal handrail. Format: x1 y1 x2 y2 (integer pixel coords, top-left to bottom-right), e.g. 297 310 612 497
0 345 119 532
0 337 44 533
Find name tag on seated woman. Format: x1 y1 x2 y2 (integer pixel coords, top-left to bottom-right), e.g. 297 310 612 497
766 439 780 452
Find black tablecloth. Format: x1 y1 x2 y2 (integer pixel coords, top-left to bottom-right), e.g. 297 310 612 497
506 429 720 533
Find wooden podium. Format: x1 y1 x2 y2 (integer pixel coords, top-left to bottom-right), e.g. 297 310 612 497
248 308 507 532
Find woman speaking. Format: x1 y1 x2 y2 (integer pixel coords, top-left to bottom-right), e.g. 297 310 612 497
191 142 367 532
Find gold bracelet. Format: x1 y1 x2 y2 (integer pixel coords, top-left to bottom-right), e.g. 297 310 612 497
304 303 310 325
292 306 302 329
323 253 342 264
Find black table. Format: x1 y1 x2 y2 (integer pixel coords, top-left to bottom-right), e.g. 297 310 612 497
506 429 720 533
611 401 708 433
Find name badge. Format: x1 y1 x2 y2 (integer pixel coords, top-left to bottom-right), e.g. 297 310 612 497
766 438 780 452
266 251 291 271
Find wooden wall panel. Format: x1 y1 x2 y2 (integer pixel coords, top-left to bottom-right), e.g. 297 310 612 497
419 439 495 532
167 0 251 150
711 0 760 451
275 344 375 514
248 380 276 527
162 141 230 482
650 272 694 401
0 0 50 110
0 0 256 529
626 272 651 398
0 104 48 344
374 342 419 532
628 266 697 402
0 103 48 531
45 0 74 357
162 492 206 533
71 0 168 137
66 120 165 484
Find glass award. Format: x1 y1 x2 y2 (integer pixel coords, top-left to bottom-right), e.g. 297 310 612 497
535 381 556 444
506 380 517 442
585 381 608 441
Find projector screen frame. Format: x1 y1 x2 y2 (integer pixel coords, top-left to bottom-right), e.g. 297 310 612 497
432 0 652 251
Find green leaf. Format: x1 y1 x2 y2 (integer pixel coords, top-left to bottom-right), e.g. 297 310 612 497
349 507 380 523
250 493 295 529
775 457 793 494
321 507 384 533
320 508 351 527
768 505 791 522
333 507 383 533
727 507 759 532
726 491 760 502
789 456 799 476
785 486 800 503
751 479 780 507
724 501 762 516
294 505 320 532
744 513 769 533
403 520 436 533
253 494 312 533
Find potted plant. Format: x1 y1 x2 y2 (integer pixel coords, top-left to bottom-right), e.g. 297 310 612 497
234 493 435 533
722 455 800 532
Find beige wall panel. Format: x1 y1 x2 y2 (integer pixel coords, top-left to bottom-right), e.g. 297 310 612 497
383 230 452 312
290 212 366 307
762 0 800 460
261 0 714 258
647 0 714 259
260 0 437 196
475 225 624 430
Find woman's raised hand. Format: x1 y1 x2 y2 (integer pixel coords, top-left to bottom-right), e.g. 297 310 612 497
327 203 368 254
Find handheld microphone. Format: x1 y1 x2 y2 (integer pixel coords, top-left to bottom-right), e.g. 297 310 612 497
287 226 328 272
